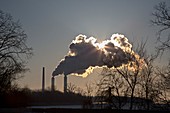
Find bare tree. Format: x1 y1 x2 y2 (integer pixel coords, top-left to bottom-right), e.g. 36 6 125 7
151 2 170 108
96 68 129 109
67 82 86 96
67 83 77 93
96 46 143 110
67 82 94 109
116 63 140 110
139 52 159 110
85 83 94 97
154 64 170 108
96 41 161 110
82 83 95 109
115 45 146 110
118 42 170 110
0 10 32 93
151 2 170 54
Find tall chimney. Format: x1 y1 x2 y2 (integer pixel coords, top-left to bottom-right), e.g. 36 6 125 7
64 75 67 93
42 67 45 93
51 76 55 91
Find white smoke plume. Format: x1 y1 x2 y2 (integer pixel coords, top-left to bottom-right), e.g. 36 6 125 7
52 33 142 77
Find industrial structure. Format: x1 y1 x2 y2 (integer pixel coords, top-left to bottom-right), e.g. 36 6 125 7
51 75 68 93
64 75 67 93
51 76 55 91
42 67 45 93
41 67 68 93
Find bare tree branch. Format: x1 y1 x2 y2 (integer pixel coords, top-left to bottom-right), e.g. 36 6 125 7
151 2 170 54
0 10 33 93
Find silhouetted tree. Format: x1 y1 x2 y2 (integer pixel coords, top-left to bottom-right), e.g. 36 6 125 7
67 83 77 93
137 44 159 110
96 48 143 110
83 83 96 109
85 83 94 97
151 2 170 107
115 48 144 110
0 10 32 93
154 64 170 108
67 82 94 108
96 68 129 109
151 2 170 54
67 83 86 96
96 42 161 110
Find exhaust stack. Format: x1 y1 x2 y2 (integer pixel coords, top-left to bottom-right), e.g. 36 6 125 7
51 76 55 91
64 75 67 93
42 67 45 93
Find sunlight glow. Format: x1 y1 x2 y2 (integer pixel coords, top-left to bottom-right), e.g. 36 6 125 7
97 42 106 50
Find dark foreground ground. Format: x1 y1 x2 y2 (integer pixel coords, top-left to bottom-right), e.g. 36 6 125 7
32 109 170 113
1 90 169 113
0 108 169 113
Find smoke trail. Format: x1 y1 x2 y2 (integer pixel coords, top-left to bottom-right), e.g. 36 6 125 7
52 34 141 77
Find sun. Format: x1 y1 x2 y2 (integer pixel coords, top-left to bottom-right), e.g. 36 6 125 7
97 41 108 50
98 42 106 49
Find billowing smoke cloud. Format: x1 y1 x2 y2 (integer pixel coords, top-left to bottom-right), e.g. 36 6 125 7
52 34 140 77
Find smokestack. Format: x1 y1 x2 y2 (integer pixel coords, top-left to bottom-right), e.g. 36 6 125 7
42 67 45 93
64 75 67 93
51 76 55 91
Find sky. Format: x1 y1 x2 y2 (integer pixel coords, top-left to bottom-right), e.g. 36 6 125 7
0 0 170 92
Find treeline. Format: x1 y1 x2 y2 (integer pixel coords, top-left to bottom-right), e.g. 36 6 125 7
0 87 30 107
0 88 86 108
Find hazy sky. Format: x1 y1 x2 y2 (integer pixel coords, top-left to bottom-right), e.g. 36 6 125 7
0 0 169 92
